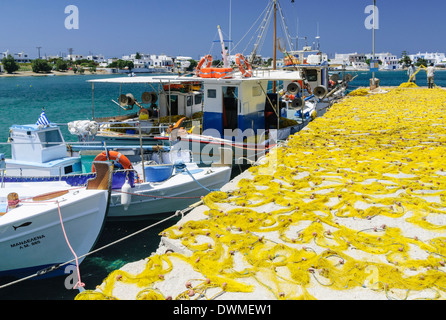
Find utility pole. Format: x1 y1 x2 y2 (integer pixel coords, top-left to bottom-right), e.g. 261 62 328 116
36 47 42 59
68 48 74 61
371 0 379 89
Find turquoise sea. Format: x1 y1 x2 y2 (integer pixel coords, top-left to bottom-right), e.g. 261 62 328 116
0 69 445 300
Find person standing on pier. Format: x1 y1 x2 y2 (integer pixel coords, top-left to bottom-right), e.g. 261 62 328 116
407 64 416 83
427 63 435 88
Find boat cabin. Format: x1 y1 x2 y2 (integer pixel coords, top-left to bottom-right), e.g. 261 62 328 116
282 49 330 93
201 77 270 140
86 63 332 142
158 89 203 119
7 124 82 176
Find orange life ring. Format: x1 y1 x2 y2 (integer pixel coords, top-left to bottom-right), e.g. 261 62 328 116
91 151 133 172
235 54 252 78
195 55 213 76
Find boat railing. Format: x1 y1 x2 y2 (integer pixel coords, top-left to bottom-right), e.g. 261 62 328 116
253 68 272 78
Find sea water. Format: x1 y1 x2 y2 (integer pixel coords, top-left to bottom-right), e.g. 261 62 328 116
0 74 164 157
0 69 444 300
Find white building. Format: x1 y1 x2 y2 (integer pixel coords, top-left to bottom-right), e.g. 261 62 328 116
87 54 106 64
150 54 174 69
66 54 84 61
366 52 400 70
122 53 153 70
409 52 446 66
175 56 192 71
100 58 118 68
330 53 366 67
120 53 175 71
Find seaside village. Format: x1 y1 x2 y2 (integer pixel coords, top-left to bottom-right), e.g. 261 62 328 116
1 49 446 74
1 0 446 303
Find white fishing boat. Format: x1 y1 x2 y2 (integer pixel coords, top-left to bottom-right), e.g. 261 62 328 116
5 121 232 219
0 161 111 279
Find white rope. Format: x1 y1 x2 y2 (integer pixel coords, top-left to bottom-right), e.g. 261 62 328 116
0 210 185 290
277 1 295 52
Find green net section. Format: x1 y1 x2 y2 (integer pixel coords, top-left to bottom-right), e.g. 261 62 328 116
76 87 446 300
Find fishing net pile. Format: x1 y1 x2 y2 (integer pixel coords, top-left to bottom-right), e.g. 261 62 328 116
76 87 446 300
399 82 418 88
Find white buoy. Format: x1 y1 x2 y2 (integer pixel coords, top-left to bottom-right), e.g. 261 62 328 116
121 179 132 211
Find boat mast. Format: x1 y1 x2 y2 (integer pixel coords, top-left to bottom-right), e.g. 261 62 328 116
273 0 277 92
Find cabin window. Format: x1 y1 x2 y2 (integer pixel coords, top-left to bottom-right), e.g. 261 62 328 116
306 69 318 82
207 89 217 98
64 165 74 175
194 94 203 105
38 130 63 148
186 95 193 107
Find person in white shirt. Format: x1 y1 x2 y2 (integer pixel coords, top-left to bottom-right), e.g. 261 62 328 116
427 63 435 88
407 64 416 83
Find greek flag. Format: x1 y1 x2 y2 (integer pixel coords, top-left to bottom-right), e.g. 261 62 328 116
36 111 50 126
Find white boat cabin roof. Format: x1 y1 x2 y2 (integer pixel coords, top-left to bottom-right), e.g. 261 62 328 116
87 69 313 85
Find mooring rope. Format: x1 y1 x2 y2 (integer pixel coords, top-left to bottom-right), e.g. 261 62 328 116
0 202 198 290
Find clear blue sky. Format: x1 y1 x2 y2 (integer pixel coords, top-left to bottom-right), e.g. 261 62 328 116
1 0 444 60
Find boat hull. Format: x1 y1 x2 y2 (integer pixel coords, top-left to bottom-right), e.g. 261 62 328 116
93 132 160 146
168 120 311 166
0 186 108 279
107 165 232 218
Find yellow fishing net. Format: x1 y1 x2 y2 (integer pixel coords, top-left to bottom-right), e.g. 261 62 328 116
399 82 418 88
348 88 370 96
76 87 446 300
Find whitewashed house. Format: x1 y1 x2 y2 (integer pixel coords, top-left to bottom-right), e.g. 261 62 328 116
1 50 31 63
409 52 446 66
87 54 106 64
366 52 400 70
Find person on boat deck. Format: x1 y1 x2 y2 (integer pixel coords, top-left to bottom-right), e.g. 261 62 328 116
407 64 416 83
427 63 435 89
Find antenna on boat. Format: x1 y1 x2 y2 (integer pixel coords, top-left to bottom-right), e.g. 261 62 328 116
218 25 230 68
315 22 320 51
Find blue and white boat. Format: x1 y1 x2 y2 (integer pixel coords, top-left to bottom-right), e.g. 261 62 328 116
4 121 232 220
